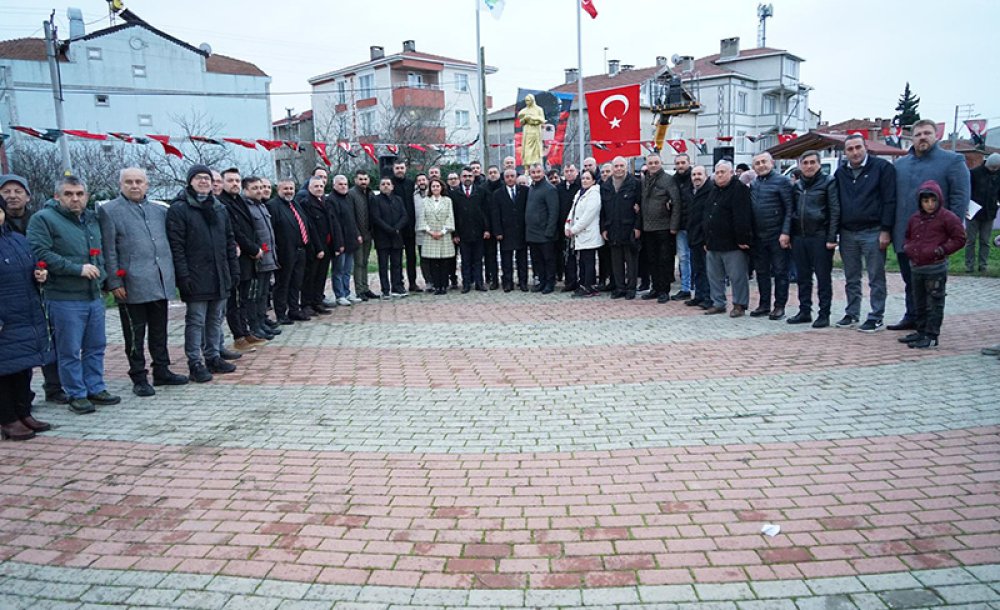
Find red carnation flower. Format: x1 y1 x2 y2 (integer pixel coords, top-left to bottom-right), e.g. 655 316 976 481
89 248 101 257
36 261 48 269
116 269 127 278
261 243 270 252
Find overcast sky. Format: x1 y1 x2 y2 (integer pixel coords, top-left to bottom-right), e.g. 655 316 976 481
3 0 998 135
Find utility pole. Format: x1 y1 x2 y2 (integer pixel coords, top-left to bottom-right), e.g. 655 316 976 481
43 12 72 174
951 103 974 152
479 46 488 166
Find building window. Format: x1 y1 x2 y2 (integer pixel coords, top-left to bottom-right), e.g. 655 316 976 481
337 81 347 105
455 73 469 92
358 74 374 99
407 72 424 88
737 131 747 153
455 110 470 129
94 94 110 107
132 65 146 78
737 91 748 114
783 58 799 79
456 146 470 164
762 95 777 115
137 114 153 127
359 110 375 135
87 47 101 60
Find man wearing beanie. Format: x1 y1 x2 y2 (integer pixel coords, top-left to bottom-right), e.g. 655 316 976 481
966 153 1000 274
0 173 66 403
166 165 240 383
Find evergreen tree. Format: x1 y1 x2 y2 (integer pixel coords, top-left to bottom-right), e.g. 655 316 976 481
894 82 921 127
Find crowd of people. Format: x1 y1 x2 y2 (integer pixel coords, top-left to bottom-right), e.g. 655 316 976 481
1 117 998 442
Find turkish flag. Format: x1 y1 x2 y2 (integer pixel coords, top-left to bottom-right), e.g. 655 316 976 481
312 142 331 166
964 119 987 136
256 139 284 151
585 83 640 164
934 122 946 140
64 129 107 141
360 142 378 163
224 138 258 150
581 0 598 19
777 133 798 144
666 139 687 154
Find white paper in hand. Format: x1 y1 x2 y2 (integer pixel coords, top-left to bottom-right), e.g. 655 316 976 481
966 200 982 221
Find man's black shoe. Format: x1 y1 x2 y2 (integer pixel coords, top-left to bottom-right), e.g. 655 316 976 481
475 284 488 292
88 390 121 406
811 315 830 329
887 319 916 331
610 290 626 299
641 291 661 300
786 311 812 324
189 364 213 383
637 283 650 292
684 298 701 307
657 293 670 304
363 290 380 300
153 371 190 386
132 381 155 397
908 335 938 349
264 318 279 328
519 284 529 292
489 281 500 290
598 283 613 293
277 317 294 326
561 284 578 293
671 291 691 301
898 332 924 344
219 347 243 361
461 285 471 294
749 305 770 318
625 290 636 300
46 390 69 404
541 285 554 294
288 311 311 321
207 358 236 374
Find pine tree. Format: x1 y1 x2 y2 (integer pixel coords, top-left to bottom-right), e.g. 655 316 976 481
894 82 921 127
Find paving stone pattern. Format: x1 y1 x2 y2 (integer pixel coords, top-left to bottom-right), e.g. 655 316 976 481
1 272 998 608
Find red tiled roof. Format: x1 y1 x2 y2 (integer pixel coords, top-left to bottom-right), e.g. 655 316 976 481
205 53 267 77
767 131 906 158
817 119 886 133
0 38 65 61
272 109 314 127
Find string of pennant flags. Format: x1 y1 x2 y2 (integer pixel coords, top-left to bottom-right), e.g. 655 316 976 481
1 125 806 164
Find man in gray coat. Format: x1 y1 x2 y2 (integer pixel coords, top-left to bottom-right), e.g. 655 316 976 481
889 119 971 331
99 168 188 396
640 154 682 303
524 163 560 293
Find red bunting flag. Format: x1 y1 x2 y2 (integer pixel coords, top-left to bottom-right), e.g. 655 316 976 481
256 139 284 151
360 142 378 163
109 132 134 143
312 142 331 166
666 139 687 154
386 144 399 155
581 0 598 19
63 129 107 141
846 129 867 139
964 119 987 137
934 122 946 140
224 138 258 149
585 83 640 163
336 141 356 157
189 136 222 145
777 133 798 144
407 143 427 152
12 126 63 142
716 136 733 142
285 141 300 151
148 134 183 158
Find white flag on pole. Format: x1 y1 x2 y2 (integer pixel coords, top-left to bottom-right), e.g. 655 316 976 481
482 0 505 19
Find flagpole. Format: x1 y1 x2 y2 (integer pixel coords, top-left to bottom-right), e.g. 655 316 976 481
476 0 488 165
576 0 585 167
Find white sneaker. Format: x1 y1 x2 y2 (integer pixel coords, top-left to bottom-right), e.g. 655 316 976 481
336 297 352 306
389 292 406 299
347 295 363 304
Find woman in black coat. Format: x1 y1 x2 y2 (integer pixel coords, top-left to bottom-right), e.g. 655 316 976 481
0 197 53 441
370 177 409 298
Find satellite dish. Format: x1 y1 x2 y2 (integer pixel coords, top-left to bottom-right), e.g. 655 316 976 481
199 43 212 56
671 54 682 65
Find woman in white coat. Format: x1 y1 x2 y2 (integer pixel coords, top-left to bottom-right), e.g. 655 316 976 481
565 169 604 297
417 178 456 295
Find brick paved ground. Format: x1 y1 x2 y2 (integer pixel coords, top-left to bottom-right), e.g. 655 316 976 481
1 271 999 609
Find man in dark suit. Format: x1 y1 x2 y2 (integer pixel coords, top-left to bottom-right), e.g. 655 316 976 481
217 168 264 348
391 161 420 292
370 177 409 298
525 163 560 294
451 166 490 293
600 156 643 299
492 168 529 292
267 179 310 324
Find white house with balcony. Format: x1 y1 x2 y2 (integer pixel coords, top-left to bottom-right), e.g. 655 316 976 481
0 7 272 182
308 40 496 166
